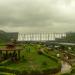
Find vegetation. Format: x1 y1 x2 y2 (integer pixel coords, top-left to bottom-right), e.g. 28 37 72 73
0 43 61 75
0 41 75 75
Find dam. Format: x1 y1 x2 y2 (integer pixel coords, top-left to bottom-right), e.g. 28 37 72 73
18 33 66 41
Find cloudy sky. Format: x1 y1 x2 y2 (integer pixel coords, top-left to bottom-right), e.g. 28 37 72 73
0 0 75 33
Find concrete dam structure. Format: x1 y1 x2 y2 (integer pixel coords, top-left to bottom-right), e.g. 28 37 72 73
18 33 66 41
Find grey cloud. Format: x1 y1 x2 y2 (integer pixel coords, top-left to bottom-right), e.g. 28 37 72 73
0 0 74 33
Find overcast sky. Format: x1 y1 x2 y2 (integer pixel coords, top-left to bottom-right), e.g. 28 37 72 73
0 0 75 33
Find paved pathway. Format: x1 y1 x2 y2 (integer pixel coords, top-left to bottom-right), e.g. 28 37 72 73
61 61 72 74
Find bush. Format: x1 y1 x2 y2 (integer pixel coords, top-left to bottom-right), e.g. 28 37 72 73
71 68 75 74
37 50 43 55
30 70 43 75
42 61 47 66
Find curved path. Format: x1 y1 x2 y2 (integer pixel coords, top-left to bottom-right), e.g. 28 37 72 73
61 61 72 74
40 48 72 75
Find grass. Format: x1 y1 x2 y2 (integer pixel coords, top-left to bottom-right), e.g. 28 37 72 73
0 43 61 74
0 72 15 75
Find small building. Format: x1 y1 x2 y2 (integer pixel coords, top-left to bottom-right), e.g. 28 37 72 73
0 40 22 61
